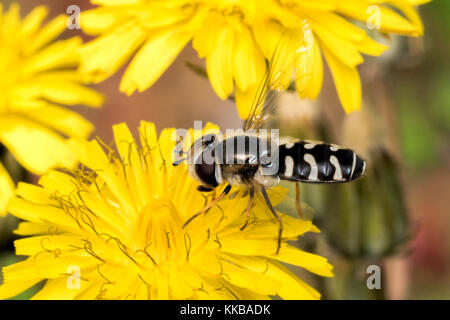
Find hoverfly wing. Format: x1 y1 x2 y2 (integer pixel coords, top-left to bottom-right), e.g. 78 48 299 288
243 21 313 131
263 183 316 221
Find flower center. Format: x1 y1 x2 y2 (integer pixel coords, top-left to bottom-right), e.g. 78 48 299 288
134 199 186 265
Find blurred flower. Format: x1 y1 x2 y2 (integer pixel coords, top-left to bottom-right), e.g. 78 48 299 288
80 0 428 117
0 121 332 300
0 4 104 215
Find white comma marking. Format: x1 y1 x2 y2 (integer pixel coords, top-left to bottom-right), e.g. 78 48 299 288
303 154 318 180
284 142 295 149
329 155 343 181
349 152 357 179
215 163 223 184
284 155 294 177
330 145 339 152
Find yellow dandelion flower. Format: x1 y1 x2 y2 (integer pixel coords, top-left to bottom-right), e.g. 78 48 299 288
79 0 428 117
0 4 104 215
0 121 332 300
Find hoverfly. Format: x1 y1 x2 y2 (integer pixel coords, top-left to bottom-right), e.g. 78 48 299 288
173 26 366 254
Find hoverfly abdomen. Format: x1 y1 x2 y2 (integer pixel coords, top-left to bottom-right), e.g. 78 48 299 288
277 141 366 183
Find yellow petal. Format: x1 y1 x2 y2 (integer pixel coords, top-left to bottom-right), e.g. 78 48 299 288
237 25 305 119
68 139 110 174
14 235 86 256
0 280 41 300
219 234 279 256
189 250 223 277
407 0 431 4
322 46 361 113
388 0 425 36
168 266 194 299
220 214 317 239
15 182 53 205
12 80 104 108
268 261 321 300
376 4 422 36
353 35 388 56
253 18 285 59
224 254 321 299
235 84 259 120
14 222 52 236
295 1 337 11
192 12 226 58
120 27 192 95
72 282 104 299
3 256 94 282
337 2 420 36
80 7 129 35
16 102 95 139
0 161 15 216
225 283 271 300
19 6 48 39
22 37 82 75
137 2 195 29
24 15 67 55
112 123 135 163
38 170 78 197
220 259 281 295
31 278 81 300
112 123 149 209
79 21 147 83
312 21 363 68
0 116 77 174
205 25 235 99
91 0 142 5
1 3 20 36
296 34 324 100
271 244 334 277
308 10 366 42
68 139 136 217
7 197 79 232
232 26 266 92
1 259 42 283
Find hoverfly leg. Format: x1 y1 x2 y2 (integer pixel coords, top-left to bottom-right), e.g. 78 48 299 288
261 186 282 255
172 137 187 166
295 182 303 219
182 184 232 229
172 158 187 166
197 185 214 192
240 187 255 231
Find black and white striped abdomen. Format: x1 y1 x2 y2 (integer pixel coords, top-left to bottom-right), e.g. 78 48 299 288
277 141 366 183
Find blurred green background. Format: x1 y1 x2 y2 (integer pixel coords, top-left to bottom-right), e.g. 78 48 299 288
0 0 449 299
